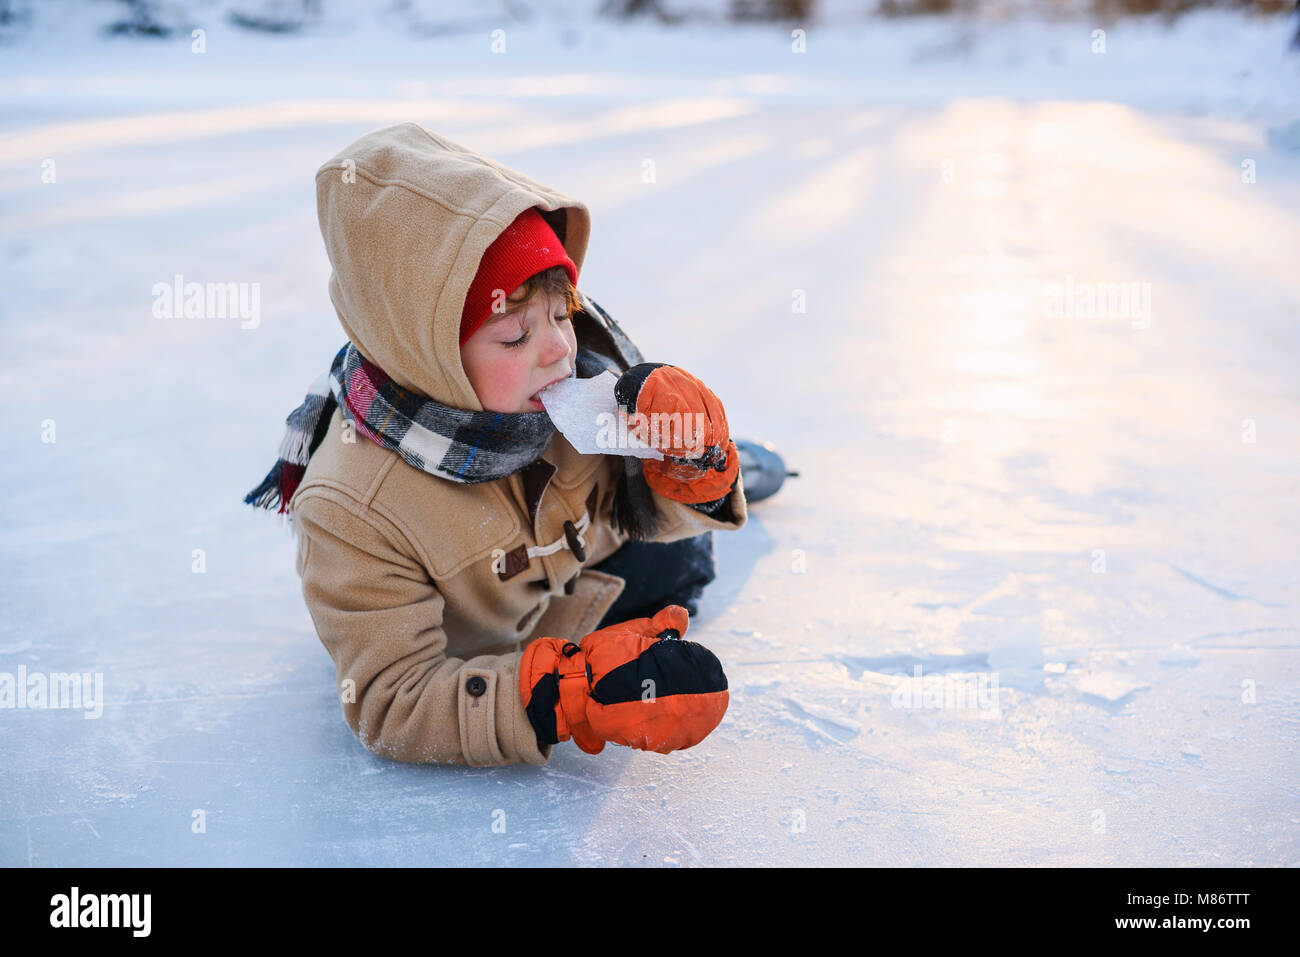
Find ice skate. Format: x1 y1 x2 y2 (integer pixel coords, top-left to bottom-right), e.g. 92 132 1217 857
734 439 796 504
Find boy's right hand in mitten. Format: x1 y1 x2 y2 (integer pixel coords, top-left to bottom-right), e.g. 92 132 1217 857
613 362 740 505
519 604 729 755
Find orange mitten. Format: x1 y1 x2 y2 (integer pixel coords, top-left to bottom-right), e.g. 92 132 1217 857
519 605 729 755
613 362 740 505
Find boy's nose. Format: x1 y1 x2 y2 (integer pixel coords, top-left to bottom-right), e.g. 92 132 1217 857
539 320 570 367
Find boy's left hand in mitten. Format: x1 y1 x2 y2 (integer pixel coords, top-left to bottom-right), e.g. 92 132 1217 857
519 605 729 755
614 363 739 505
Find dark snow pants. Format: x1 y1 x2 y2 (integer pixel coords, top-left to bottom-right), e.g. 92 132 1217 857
591 531 716 630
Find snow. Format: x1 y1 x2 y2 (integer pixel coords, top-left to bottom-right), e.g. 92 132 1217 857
2 5 1299 866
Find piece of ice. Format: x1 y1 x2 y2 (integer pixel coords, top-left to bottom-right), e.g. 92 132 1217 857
538 370 664 460
988 627 1044 671
1076 672 1150 703
1159 645 1200 665
783 694 863 734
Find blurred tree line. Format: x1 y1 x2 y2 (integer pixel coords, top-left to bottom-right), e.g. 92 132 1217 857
868 0 1292 16
0 0 1292 39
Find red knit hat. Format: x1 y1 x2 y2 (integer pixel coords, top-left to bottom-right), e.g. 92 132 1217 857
459 207 578 347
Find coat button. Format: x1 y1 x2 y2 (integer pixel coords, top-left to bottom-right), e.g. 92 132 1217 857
465 676 487 697
563 520 586 563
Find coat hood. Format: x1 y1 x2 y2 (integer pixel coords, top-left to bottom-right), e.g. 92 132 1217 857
315 122 591 411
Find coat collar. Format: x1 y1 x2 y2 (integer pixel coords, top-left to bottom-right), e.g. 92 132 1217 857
520 458 556 527
506 430 606 537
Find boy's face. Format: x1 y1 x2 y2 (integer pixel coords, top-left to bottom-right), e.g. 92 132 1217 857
460 288 576 414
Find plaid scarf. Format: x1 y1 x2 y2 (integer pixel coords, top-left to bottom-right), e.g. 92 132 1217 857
243 332 682 540
244 340 569 515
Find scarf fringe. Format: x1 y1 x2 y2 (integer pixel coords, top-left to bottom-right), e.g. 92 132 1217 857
611 457 662 541
243 460 292 514
276 425 315 466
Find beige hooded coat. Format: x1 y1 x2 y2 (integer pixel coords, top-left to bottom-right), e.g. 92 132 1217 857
288 123 748 767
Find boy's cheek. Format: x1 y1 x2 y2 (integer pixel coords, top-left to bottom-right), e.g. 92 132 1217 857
488 361 527 405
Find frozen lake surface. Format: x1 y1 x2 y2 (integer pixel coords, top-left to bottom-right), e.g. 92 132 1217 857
2 7 1298 865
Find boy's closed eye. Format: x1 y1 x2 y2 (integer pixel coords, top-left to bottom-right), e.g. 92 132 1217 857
501 308 572 349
